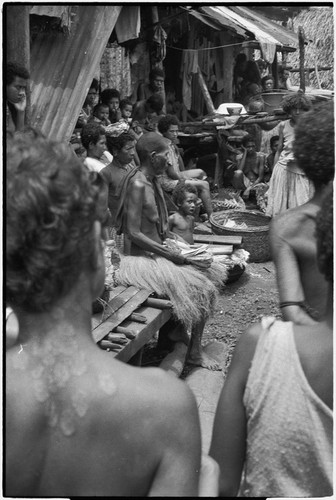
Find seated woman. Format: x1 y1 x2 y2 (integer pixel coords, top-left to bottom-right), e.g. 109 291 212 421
157 115 213 219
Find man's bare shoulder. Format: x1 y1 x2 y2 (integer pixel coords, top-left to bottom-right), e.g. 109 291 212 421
270 203 316 239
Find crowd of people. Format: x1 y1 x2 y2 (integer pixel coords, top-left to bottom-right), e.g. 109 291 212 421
5 59 334 497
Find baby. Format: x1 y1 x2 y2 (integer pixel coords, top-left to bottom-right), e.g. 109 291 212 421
169 182 200 245
119 98 142 141
88 103 111 127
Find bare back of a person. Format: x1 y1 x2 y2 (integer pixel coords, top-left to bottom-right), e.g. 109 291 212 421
6 335 194 497
275 203 329 315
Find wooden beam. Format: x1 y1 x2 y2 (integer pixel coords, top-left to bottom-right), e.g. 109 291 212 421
298 26 305 93
5 5 31 125
193 234 242 245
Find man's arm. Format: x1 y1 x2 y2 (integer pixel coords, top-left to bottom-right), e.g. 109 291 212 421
270 219 317 325
252 153 265 186
126 179 187 265
148 379 202 496
273 123 284 167
237 146 247 171
209 324 260 496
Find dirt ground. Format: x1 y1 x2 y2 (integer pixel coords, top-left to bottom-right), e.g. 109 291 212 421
142 259 282 376
200 259 281 376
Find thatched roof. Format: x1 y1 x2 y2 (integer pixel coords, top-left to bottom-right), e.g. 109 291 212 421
286 7 334 90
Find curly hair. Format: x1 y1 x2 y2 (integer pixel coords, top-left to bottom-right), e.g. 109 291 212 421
158 114 179 134
149 67 165 81
106 132 135 154
92 103 109 116
281 92 312 113
119 98 133 111
100 88 120 104
293 101 334 186
242 134 255 147
270 135 279 148
172 181 198 206
6 135 107 313
81 122 105 150
7 61 30 84
315 185 333 283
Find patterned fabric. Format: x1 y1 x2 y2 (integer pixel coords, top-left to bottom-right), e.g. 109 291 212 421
100 43 131 97
239 317 333 497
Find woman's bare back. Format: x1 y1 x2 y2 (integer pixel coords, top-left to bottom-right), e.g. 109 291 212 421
6 336 198 497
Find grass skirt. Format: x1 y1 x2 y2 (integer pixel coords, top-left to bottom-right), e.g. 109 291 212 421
116 255 225 328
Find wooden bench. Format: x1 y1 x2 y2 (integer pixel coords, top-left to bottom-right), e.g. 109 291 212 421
92 285 173 365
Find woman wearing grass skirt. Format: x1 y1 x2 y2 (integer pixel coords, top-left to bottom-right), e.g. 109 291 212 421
117 132 224 371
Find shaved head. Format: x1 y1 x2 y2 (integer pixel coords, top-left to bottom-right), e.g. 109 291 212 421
136 132 170 163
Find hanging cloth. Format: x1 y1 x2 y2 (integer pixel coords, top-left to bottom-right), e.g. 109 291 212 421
115 6 141 43
180 50 199 110
152 25 168 63
259 42 276 64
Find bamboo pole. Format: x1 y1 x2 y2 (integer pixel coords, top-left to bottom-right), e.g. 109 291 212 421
298 26 305 93
197 66 216 115
315 62 322 89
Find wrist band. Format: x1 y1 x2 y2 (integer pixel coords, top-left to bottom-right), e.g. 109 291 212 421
279 301 304 309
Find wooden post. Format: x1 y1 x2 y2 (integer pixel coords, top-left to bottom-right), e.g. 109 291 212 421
197 66 216 115
272 51 279 89
151 6 163 71
298 26 305 93
315 62 322 89
5 4 31 125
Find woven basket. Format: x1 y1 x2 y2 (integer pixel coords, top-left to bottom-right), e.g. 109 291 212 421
210 210 272 263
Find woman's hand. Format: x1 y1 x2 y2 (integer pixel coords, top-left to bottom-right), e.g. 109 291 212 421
13 94 26 112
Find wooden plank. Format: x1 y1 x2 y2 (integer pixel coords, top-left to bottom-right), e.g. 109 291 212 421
92 286 140 332
113 307 172 363
91 285 128 329
92 289 151 343
193 234 242 246
209 245 233 256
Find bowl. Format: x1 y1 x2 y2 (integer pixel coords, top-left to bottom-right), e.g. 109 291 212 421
227 106 242 116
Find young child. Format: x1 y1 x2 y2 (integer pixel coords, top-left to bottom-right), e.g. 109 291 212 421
120 98 143 140
264 135 279 182
88 103 111 127
169 182 199 245
230 134 266 200
266 92 313 216
119 98 133 124
100 88 122 123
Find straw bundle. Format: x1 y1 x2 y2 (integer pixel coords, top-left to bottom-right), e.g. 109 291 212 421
286 7 334 90
116 255 218 328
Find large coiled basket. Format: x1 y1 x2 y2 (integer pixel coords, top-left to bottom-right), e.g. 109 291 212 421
210 210 272 263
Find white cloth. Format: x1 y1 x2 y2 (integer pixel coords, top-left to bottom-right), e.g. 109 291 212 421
239 317 333 497
84 152 113 173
